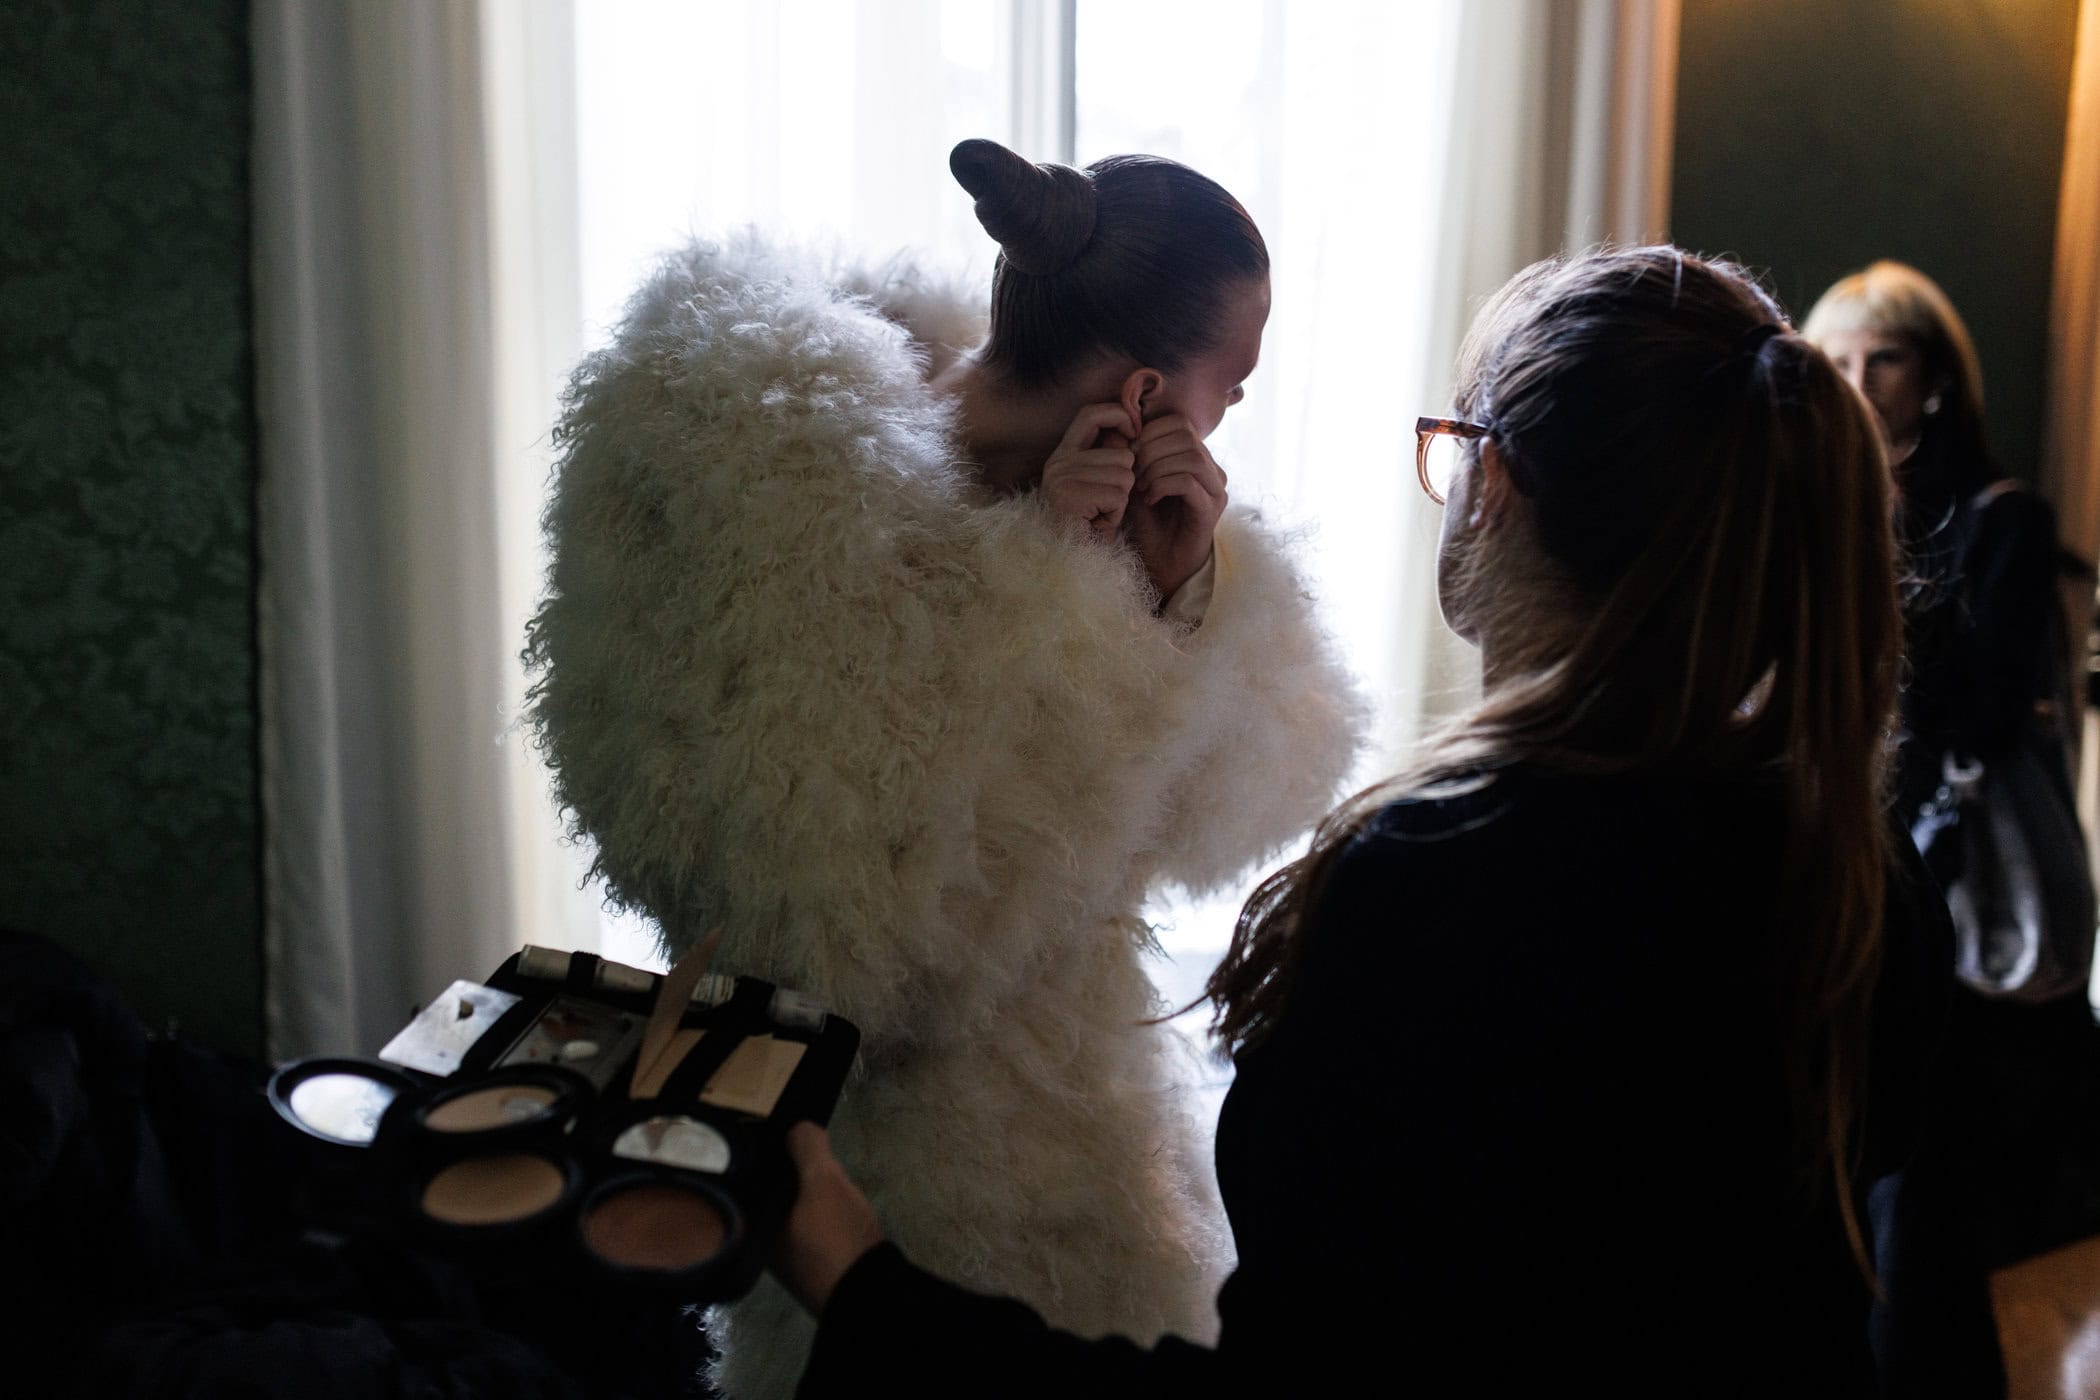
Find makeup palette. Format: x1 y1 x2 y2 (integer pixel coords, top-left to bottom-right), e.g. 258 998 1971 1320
264 942 859 1304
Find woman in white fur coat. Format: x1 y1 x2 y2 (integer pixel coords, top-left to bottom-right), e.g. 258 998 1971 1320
525 138 1363 1398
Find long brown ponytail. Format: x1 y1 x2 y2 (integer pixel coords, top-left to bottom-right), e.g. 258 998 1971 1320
1207 247 1903 1274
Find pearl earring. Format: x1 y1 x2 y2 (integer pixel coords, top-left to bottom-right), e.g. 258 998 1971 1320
1923 393 1942 415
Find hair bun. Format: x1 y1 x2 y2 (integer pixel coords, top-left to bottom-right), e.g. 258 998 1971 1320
949 138 1097 277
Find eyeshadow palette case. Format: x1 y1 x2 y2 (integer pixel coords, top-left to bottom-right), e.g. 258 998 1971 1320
265 945 859 1305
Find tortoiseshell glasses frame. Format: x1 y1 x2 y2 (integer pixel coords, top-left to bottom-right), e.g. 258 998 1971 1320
1414 416 1492 505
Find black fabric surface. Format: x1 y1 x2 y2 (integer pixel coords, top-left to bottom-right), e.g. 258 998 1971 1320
0 929 712 1399
1894 456 2064 820
801 768 2004 1398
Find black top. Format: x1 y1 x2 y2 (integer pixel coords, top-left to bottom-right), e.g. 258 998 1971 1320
1895 451 2065 820
800 767 1989 1398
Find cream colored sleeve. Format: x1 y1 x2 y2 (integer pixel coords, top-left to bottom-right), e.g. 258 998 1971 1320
1159 549 1218 628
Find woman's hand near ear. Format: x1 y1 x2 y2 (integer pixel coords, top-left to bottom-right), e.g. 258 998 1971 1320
1124 415 1228 600
1041 402 1141 540
773 1123 885 1317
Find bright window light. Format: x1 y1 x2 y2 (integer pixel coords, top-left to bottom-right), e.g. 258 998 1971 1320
565 3 1464 1040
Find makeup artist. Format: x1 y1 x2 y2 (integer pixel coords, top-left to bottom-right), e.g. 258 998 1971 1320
771 247 2002 1397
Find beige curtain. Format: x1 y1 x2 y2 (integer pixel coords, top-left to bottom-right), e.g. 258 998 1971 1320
2048 0 2100 574
2052 0 2100 940
1397 0 1682 746
254 0 597 1059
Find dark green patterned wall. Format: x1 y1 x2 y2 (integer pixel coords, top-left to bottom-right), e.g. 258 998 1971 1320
0 0 261 1055
1671 0 2081 484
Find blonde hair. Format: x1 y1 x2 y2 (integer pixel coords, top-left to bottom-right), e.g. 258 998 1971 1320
1208 247 1902 1277
1802 259 1983 411
1803 261 1993 489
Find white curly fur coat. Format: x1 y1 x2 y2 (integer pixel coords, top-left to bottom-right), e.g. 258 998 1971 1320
525 236 1365 1398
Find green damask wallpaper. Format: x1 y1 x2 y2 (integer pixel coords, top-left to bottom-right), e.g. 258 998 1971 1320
0 0 261 1054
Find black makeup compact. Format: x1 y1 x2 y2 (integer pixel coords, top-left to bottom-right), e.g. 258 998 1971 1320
267 1057 419 1148
265 942 859 1305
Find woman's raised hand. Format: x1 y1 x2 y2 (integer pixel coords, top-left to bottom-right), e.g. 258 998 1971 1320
1123 414 1228 600
1041 402 1141 540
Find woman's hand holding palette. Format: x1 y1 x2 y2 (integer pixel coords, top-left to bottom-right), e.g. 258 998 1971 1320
265 939 859 1304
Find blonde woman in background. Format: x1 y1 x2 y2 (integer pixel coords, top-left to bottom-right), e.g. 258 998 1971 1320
1808 261 2100 1293
1805 262 2067 840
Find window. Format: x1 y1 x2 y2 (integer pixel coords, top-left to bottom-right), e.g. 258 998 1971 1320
551 3 1463 1119
573 1 1028 339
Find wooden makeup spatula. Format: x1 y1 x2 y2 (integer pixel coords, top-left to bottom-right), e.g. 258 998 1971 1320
629 929 720 1099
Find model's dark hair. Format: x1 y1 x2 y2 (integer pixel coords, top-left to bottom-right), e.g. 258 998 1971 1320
949 138 1267 386
1207 247 1902 1279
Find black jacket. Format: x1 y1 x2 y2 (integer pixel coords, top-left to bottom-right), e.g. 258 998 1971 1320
801 767 2000 1398
1896 467 2065 822
0 931 707 1398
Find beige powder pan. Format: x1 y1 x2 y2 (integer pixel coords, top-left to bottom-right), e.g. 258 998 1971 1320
420 1152 574 1228
413 1065 589 1150
699 1034 807 1117
423 1083 559 1133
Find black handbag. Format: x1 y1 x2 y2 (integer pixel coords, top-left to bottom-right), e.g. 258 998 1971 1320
1909 485 2098 1005
1912 730 2096 1002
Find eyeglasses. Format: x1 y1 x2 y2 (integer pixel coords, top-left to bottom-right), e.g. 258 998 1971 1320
1414 416 1491 505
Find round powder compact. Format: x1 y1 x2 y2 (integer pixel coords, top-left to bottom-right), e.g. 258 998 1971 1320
412 1065 590 1149
267 1057 416 1147
423 1083 559 1133
420 1152 571 1228
580 1179 735 1276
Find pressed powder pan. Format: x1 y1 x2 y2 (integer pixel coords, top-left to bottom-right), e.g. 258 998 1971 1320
418 1151 580 1230
411 1064 591 1148
424 1082 560 1133
578 1173 743 1284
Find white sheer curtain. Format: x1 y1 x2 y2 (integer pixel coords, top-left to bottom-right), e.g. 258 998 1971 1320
1085 0 1684 1037
482 1 606 986
1409 0 1681 717
562 0 1053 967
254 0 565 1059
254 0 1680 1059
254 0 1050 1056
571 0 1035 342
